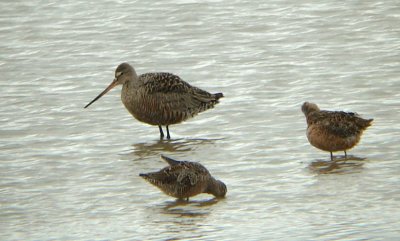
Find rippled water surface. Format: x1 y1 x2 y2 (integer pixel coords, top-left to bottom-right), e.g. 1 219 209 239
1 0 400 240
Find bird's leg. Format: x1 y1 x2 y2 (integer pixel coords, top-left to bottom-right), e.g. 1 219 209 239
158 126 164 139
342 150 348 162
330 152 334 161
186 197 189 201
166 125 171 140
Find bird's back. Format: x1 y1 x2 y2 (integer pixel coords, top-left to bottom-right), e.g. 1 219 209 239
140 160 211 199
123 72 223 126
306 110 373 138
305 109 373 152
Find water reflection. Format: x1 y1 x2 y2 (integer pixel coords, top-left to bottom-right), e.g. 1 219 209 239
125 138 222 161
309 155 366 174
143 198 222 240
162 197 221 210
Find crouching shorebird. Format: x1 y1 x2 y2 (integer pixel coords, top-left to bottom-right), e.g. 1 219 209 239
139 155 227 201
84 63 223 139
301 102 373 161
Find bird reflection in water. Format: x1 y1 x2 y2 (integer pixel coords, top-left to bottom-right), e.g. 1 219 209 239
127 138 222 161
309 155 366 174
157 197 221 219
164 197 221 209
143 199 218 241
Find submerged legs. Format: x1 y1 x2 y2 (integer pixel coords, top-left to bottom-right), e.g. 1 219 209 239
158 125 164 139
166 126 171 140
330 151 348 162
158 125 171 140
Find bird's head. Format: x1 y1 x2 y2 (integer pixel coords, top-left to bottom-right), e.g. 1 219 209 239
301 102 320 116
84 63 136 108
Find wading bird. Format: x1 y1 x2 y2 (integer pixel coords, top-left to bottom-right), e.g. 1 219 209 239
85 63 223 139
140 155 227 201
302 102 373 161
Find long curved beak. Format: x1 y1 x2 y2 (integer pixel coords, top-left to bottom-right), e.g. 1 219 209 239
84 79 118 108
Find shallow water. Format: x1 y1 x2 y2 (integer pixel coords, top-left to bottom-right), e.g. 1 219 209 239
1 0 400 240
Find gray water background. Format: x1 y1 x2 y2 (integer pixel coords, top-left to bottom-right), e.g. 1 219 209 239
1 0 400 240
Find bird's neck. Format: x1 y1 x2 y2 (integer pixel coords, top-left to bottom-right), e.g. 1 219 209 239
130 70 143 89
124 72 142 90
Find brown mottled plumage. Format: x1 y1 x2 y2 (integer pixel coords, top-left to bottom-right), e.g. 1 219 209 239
84 63 223 139
139 155 227 201
302 102 373 161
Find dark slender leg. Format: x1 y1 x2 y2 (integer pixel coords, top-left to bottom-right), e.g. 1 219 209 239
158 125 164 139
166 125 171 140
186 197 189 201
344 150 347 159
330 152 333 161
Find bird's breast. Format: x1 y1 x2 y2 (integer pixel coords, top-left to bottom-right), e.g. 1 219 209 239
307 125 360 152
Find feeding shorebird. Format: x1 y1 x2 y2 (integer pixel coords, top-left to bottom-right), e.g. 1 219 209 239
139 155 227 201
84 63 223 139
301 102 373 161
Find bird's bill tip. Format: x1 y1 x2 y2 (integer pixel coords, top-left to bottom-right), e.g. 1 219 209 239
84 79 118 109
160 154 169 160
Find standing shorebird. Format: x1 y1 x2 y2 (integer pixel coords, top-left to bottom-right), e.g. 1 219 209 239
301 102 373 161
139 155 227 201
84 63 223 139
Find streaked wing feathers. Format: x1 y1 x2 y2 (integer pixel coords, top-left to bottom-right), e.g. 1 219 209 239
308 111 371 138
